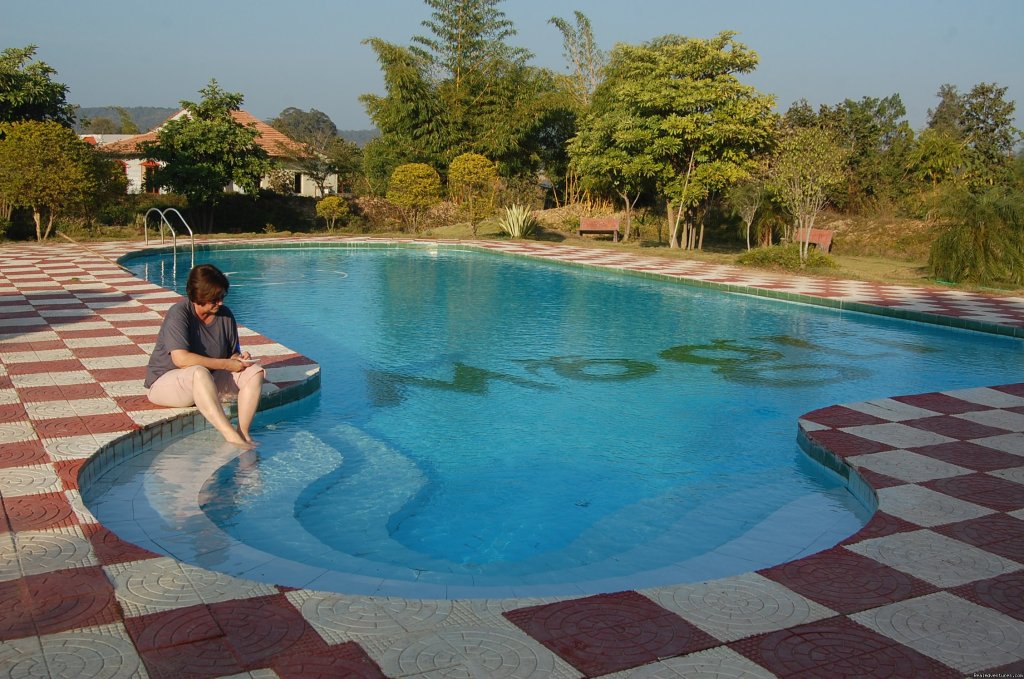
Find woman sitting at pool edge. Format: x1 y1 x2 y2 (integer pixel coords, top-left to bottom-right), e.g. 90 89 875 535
144 263 265 448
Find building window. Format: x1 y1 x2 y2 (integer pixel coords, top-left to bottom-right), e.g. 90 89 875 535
293 173 302 194
142 161 160 194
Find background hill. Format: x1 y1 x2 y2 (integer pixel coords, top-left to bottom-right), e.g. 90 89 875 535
75 106 378 145
74 106 177 132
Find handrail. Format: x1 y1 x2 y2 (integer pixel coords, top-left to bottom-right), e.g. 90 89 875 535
162 208 195 260
142 207 195 265
143 208 176 250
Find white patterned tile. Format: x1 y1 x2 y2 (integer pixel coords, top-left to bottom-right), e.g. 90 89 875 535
990 466 1024 485
847 529 1020 587
600 647 777 679
958 410 1024 433
2 623 148 679
849 450 973 483
846 398 940 422
11 527 98 578
945 387 1024 409
63 335 133 349
9 371 94 388
851 591 1024 673
971 432 1024 456
288 590 455 645
644 572 835 642
79 355 149 370
376 624 578 679
841 423 954 449
0 348 74 364
0 464 62 497
875 484 992 526
0 421 37 444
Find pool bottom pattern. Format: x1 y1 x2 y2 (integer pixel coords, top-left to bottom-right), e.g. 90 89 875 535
0 237 1021 678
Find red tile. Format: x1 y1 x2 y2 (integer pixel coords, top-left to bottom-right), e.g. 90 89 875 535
730 617 960 678
125 605 223 651
20 385 74 402
841 511 919 545
934 513 1024 562
53 458 85 490
951 572 1024 622
0 403 28 423
892 392 985 415
4 491 77 531
0 579 36 640
993 383 1024 398
115 394 162 411
58 382 110 400
803 406 886 428
7 359 84 375
83 412 139 436
272 642 387 679
23 566 123 636
55 328 122 339
758 547 936 613
901 415 1006 440
853 467 906 490
208 594 322 668
922 473 1024 512
89 367 147 382
504 591 718 676
138 638 244 679
0 439 48 469
806 430 892 457
82 524 161 565
909 441 1023 472
73 344 146 359
33 416 92 439
0 340 64 352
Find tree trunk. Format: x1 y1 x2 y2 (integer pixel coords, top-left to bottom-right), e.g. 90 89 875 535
33 209 43 242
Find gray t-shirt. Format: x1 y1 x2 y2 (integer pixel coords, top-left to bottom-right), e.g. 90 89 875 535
144 298 241 388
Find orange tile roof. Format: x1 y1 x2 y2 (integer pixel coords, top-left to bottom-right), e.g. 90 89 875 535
100 109 305 158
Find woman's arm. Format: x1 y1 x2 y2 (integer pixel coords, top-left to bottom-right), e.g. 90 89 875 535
170 348 248 373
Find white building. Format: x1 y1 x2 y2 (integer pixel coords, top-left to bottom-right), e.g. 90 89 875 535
92 110 337 197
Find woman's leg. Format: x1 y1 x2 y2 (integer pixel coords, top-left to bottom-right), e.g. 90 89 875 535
232 365 265 442
149 366 250 447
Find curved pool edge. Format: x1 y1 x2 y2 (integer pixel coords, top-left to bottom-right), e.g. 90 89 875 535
3 236 1022 677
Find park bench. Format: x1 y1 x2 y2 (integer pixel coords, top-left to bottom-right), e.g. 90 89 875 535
793 228 835 253
578 216 622 242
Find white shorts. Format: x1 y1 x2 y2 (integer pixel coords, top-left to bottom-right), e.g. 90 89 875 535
147 364 265 408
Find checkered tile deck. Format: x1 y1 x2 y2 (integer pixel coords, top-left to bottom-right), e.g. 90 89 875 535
1 237 1022 678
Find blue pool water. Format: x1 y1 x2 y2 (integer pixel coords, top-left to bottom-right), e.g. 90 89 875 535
93 246 1022 597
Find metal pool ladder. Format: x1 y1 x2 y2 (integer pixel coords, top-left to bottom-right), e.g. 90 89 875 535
144 208 195 265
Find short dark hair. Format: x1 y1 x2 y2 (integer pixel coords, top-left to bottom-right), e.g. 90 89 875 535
186 264 229 304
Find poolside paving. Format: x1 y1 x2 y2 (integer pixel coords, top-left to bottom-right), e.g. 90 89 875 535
0 236 1022 678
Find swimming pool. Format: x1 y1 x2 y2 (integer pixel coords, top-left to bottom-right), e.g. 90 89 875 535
87 245 1022 598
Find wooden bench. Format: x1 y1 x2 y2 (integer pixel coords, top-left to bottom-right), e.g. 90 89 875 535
793 228 835 253
578 217 622 242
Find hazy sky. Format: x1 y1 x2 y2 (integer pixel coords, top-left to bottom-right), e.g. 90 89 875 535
5 0 1022 131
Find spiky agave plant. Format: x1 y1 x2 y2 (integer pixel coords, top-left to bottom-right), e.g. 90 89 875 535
499 204 538 239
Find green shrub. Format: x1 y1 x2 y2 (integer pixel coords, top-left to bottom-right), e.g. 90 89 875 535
498 204 538 238
928 187 1024 287
737 244 837 271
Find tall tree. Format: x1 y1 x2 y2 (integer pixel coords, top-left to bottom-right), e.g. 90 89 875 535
818 94 913 210
924 82 1021 185
0 45 75 127
361 0 556 182
548 11 606 110
269 107 355 197
769 125 849 264
140 80 271 231
573 32 776 249
0 121 125 240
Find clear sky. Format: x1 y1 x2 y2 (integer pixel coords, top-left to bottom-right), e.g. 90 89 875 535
4 0 1022 132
